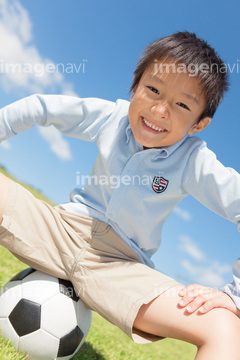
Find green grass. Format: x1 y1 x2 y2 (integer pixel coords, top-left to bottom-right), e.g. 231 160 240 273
0 167 197 359
0 166 55 206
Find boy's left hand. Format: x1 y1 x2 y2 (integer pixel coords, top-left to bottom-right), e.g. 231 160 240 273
178 284 240 317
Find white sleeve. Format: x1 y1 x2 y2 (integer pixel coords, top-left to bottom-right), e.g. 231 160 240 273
183 142 240 308
222 259 240 309
0 94 116 142
183 143 240 225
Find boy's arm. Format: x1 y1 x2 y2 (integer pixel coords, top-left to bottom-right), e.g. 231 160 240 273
0 94 116 142
182 142 240 316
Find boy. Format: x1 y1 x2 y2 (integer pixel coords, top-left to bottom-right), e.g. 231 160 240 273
0 31 240 359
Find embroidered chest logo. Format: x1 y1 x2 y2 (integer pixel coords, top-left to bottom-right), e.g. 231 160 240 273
152 176 169 193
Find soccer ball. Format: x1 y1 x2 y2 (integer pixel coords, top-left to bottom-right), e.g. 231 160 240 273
0 268 92 359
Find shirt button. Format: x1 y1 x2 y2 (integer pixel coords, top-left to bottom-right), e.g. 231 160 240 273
108 213 113 218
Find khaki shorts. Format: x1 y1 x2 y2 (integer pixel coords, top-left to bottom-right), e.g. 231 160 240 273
0 180 179 343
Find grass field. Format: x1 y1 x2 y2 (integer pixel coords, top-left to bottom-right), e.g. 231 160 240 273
0 167 197 360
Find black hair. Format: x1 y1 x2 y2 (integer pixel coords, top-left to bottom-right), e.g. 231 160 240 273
131 31 229 120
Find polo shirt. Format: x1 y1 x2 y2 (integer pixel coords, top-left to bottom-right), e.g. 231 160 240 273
1 94 240 308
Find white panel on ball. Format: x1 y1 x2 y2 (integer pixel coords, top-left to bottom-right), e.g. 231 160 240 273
41 293 78 338
21 271 60 304
19 329 60 360
0 282 22 317
0 268 92 360
0 318 19 346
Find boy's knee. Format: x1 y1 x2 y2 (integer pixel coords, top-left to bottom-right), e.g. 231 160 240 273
202 308 240 347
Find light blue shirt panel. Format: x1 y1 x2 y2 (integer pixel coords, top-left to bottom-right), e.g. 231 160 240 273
1 94 240 308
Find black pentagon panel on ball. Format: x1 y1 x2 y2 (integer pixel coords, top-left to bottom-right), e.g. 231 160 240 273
10 268 36 282
57 326 84 357
58 279 79 302
9 298 41 336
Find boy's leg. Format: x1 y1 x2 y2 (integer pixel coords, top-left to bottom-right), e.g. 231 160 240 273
0 175 91 281
134 285 240 360
0 173 10 223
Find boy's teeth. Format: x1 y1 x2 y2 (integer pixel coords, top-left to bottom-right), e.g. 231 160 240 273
143 118 164 132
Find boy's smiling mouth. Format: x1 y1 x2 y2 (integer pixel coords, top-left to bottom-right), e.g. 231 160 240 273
142 117 166 133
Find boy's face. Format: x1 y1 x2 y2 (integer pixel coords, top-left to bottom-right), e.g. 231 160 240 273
129 62 211 149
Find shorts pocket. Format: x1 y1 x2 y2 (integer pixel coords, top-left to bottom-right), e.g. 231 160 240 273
92 220 111 237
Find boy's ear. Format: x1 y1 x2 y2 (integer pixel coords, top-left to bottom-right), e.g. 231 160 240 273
188 117 212 135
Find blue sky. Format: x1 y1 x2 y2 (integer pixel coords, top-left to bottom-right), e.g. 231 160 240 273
0 0 240 289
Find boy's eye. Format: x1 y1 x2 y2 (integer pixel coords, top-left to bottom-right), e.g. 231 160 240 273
147 86 159 95
177 102 190 111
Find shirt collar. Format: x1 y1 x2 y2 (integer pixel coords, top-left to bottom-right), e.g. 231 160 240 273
125 124 189 158
153 134 189 159
125 123 133 144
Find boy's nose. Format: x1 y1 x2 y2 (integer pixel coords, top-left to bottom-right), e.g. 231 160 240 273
151 101 169 118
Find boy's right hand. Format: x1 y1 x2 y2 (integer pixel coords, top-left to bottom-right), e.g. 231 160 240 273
178 283 240 317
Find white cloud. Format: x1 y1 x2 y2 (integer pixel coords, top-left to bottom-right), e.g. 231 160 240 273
178 234 232 288
179 235 206 261
173 206 192 221
0 0 77 160
0 140 11 150
38 126 72 161
0 0 31 43
0 0 77 95
181 259 231 288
